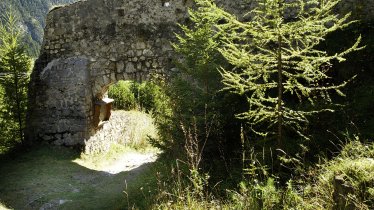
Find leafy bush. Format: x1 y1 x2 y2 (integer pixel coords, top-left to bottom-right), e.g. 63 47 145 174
150 0 246 173
108 80 136 110
137 81 170 115
108 80 170 115
0 86 19 153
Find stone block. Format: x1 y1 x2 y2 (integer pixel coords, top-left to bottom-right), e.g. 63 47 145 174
116 61 125 73
143 49 153 56
125 62 136 73
152 60 159 68
127 50 135 57
136 42 146 49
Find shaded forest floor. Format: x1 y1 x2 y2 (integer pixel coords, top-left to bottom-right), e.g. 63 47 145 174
0 145 158 210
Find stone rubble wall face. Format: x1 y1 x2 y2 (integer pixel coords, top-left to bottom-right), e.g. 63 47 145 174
26 0 374 146
84 111 131 154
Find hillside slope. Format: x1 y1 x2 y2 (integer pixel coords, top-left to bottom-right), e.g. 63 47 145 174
0 0 79 56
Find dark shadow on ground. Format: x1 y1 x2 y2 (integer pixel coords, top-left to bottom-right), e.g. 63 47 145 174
0 144 157 210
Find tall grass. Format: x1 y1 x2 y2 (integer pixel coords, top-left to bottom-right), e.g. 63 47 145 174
150 138 374 209
122 110 159 150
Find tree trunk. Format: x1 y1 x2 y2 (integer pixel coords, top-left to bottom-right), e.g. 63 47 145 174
12 57 24 144
277 34 283 151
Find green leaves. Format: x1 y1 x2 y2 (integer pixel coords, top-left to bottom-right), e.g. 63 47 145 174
195 0 362 143
0 9 32 148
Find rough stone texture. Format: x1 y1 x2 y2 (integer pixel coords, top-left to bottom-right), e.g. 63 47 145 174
26 0 374 147
84 111 132 154
27 56 90 146
27 0 194 146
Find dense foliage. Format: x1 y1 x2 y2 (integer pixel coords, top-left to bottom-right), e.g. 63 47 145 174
198 0 362 152
149 0 373 209
0 0 78 57
108 80 170 116
153 140 374 210
150 4 247 176
0 12 32 153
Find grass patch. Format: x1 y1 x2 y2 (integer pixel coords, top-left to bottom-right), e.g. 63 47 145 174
0 144 160 209
149 140 374 210
121 110 159 150
306 140 374 209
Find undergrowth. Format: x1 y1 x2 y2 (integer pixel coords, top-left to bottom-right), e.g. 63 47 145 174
121 110 159 150
148 138 374 210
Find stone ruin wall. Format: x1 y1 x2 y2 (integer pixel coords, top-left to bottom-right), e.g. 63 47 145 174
26 0 250 148
26 0 374 149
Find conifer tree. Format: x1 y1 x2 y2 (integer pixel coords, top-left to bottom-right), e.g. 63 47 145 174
195 0 363 151
0 11 32 145
154 6 225 151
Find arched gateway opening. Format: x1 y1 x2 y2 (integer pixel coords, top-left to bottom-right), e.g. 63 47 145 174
25 0 249 149
26 0 192 148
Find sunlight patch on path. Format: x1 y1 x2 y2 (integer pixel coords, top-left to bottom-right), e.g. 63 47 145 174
0 202 11 210
73 151 158 174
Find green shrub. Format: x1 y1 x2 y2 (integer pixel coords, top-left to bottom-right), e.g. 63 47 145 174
108 80 170 115
108 80 136 110
137 81 170 115
150 0 246 171
122 110 159 150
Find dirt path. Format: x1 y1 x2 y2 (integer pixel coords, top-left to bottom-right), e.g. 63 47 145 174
0 146 158 210
100 152 157 174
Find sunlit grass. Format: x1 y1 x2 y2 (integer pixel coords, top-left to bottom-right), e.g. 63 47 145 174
122 110 159 150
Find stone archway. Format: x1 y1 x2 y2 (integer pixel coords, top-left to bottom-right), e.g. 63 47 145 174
26 0 193 146
26 0 373 147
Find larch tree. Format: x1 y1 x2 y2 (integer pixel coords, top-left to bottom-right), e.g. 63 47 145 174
0 11 32 145
195 0 363 152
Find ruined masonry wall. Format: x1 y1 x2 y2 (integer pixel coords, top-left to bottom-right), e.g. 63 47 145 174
84 111 132 154
26 0 374 148
26 0 253 147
